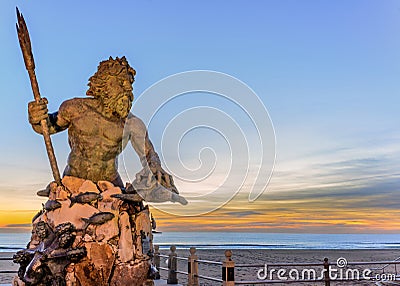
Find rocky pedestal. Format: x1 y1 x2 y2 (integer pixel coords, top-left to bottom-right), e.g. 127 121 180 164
13 176 156 286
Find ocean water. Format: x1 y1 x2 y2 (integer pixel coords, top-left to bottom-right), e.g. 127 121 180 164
0 232 31 252
153 232 400 250
1 232 400 252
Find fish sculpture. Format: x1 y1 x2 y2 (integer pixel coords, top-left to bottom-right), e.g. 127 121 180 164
43 200 61 212
69 192 102 207
81 212 115 229
36 184 51 197
110 193 143 203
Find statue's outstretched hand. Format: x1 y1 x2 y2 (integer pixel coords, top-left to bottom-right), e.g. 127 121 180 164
28 97 48 125
134 161 179 194
132 161 187 205
151 163 178 194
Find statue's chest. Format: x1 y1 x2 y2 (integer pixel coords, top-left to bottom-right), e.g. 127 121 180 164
71 112 125 143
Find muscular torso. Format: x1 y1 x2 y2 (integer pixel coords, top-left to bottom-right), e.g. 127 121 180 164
56 98 131 186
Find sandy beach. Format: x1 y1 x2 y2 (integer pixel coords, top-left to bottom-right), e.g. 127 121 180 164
1 249 400 285
162 249 400 286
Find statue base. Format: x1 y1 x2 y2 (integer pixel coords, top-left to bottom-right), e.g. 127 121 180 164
13 176 156 286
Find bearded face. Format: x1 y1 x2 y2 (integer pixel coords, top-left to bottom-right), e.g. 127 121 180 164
86 57 136 119
101 75 134 119
103 93 132 119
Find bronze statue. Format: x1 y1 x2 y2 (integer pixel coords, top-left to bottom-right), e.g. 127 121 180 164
15 8 185 286
29 57 167 188
28 56 186 204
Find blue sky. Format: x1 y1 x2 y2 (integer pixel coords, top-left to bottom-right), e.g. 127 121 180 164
0 0 400 232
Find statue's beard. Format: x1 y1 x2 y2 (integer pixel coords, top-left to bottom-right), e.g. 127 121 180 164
102 93 132 119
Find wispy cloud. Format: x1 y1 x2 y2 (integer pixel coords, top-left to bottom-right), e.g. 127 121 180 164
224 210 263 217
149 135 400 233
1 130 399 233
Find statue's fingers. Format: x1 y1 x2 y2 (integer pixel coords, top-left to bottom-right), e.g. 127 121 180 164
33 111 48 121
38 114 48 121
33 99 48 110
39 107 48 116
30 103 48 115
157 171 162 183
144 165 152 175
29 98 47 109
30 113 47 124
28 103 40 112
28 101 36 109
164 174 171 188
139 167 149 177
146 173 152 187
37 104 48 115
38 103 48 111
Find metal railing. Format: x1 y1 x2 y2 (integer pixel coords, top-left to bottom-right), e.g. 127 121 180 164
371 256 400 273
153 245 400 285
2 248 400 285
0 257 17 275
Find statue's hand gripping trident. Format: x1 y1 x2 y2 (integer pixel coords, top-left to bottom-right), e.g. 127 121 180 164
16 8 61 185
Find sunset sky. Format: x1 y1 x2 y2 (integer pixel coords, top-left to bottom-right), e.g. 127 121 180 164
0 1 399 233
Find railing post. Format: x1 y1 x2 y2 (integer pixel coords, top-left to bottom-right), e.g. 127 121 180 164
222 250 234 286
153 245 161 280
167 245 178 284
188 247 199 286
324 257 330 286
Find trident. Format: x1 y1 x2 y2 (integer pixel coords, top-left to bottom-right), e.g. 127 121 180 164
16 8 62 185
